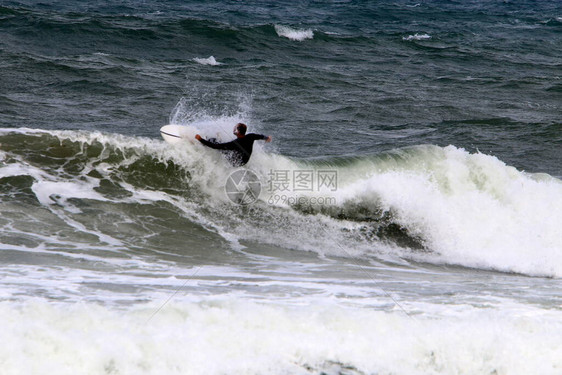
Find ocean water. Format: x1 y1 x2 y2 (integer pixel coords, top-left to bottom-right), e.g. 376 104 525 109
1 1 561 374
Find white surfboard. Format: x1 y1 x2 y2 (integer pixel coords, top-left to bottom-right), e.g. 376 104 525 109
159 124 196 145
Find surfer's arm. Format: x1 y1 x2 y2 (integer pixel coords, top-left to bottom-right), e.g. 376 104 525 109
249 133 272 143
196 135 235 150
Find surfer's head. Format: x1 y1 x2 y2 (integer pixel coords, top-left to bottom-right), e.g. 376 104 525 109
233 123 247 137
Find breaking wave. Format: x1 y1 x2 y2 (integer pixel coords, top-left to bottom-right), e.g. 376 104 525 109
1 128 561 277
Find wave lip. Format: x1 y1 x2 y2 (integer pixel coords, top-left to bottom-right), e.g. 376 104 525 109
274 25 313 41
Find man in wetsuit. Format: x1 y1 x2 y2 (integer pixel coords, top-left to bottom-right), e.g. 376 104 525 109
195 123 272 167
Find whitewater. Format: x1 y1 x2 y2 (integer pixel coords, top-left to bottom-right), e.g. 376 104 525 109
1 123 561 374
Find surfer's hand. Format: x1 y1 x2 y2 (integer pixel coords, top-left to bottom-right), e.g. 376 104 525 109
195 134 202 141
266 136 272 143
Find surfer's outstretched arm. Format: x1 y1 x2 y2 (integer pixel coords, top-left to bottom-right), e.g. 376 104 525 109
195 135 236 150
195 134 271 147
253 134 272 143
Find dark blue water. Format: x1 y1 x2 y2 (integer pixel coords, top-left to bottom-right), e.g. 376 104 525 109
1 0 560 173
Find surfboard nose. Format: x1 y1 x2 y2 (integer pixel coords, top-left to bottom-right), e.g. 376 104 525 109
160 125 196 144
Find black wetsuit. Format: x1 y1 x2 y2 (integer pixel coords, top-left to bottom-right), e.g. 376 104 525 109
198 133 268 167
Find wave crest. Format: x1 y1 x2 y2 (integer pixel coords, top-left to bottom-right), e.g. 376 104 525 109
274 25 313 41
193 56 222 66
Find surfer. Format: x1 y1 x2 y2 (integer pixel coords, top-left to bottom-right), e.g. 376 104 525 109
195 123 272 167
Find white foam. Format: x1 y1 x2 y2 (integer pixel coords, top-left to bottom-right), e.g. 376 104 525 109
1 298 560 374
333 146 562 277
31 180 106 209
193 56 222 66
0 158 51 181
275 25 314 41
403 33 431 41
